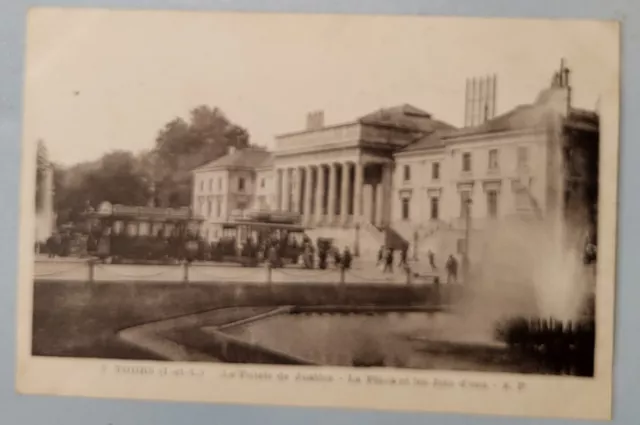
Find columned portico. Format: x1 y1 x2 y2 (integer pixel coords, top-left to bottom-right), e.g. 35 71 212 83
273 160 392 229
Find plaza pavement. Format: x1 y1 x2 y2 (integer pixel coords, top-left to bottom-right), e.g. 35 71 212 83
33 256 442 285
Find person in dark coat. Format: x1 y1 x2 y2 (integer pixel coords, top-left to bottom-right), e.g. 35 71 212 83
445 254 458 284
318 244 328 270
377 245 385 266
341 246 353 270
383 248 394 273
333 247 342 269
427 249 437 271
398 246 408 268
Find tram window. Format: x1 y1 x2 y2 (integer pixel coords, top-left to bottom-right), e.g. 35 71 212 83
113 221 123 234
152 223 163 236
126 223 137 236
139 222 150 236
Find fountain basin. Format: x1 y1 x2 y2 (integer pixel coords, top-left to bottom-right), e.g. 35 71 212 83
213 307 543 373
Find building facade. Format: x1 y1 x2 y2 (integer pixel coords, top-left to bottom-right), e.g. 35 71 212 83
192 62 599 261
192 147 271 241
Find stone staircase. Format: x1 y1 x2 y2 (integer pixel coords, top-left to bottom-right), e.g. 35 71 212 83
304 221 385 258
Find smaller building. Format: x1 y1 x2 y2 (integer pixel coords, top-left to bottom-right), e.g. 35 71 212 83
192 146 272 241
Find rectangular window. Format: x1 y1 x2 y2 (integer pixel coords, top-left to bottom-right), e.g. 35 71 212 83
199 180 204 191
432 162 440 180
457 238 465 254
238 177 245 192
218 178 223 190
430 197 439 220
403 165 411 182
517 146 529 168
260 178 265 188
488 149 499 170
487 190 498 218
462 153 472 172
138 222 150 236
208 178 213 191
216 199 222 217
207 199 212 217
460 191 471 218
402 198 410 220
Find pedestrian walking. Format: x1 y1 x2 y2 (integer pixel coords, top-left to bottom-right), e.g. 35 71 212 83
398 245 408 268
445 254 458 284
427 249 437 271
341 246 353 270
383 248 394 273
377 245 385 266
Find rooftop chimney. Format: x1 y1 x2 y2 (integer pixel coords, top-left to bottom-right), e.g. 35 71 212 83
306 110 325 130
464 74 497 126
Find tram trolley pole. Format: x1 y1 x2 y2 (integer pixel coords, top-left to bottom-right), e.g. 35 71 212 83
339 264 347 304
183 260 189 284
87 258 96 284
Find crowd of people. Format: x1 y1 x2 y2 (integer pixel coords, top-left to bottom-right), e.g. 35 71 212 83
375 245 460 284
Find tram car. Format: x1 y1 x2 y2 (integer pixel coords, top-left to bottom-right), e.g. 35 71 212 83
215 209 311 267
84 201 204 264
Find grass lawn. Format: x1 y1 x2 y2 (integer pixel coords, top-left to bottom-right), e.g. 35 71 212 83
32 280 431 359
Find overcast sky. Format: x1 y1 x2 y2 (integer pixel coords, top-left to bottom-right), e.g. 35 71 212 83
23 9 618 165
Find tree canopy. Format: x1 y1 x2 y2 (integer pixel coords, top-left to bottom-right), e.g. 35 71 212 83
49 105 251 225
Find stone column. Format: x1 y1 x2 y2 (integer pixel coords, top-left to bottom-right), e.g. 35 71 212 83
315 165 325 224
292 167 301 213
328 163 337 224
283 168 291 212
353 162 364 224
340 162 351 225
304 166 313 223
381 163 392 226
276 169 283 211
375 181 384 227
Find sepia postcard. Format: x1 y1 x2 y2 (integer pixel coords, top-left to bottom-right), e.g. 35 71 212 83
16 8 620 420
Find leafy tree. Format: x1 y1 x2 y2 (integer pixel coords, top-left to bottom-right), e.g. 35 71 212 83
152 106 250 206
54 151 150 225
51 105 251 225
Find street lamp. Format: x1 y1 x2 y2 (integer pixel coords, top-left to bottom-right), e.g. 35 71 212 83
463 198 473 281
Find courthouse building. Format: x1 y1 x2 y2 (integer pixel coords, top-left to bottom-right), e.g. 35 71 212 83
192 61 599 259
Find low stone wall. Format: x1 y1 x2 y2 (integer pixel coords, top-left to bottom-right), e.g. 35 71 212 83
35 280 463 308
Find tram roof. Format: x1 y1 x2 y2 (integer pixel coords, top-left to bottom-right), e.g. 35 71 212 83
217 221 309 231
228 209 302 225
84 202 204 222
